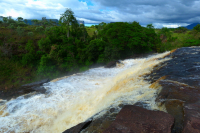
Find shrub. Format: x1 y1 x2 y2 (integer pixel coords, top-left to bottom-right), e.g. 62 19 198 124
27 32 34 37
157 27 172 38
35 26 44 34
16 26 25 36
8 24 15 30
38 37 52 53
79 66 89 72
86 39 106 62
193 24 200 32
21 40 36 66
174 27 188 33
45 26 53 32
183 39 200 47
37 55 56 77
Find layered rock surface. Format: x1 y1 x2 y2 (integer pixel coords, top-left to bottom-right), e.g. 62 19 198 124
147 46 200 133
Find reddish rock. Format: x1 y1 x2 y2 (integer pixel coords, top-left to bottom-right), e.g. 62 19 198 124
103 105 174 133
182 103 200 133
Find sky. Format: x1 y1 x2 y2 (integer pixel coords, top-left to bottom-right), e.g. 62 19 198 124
0 0 200 28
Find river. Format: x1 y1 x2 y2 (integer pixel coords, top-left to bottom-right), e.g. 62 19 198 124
0 51 171 133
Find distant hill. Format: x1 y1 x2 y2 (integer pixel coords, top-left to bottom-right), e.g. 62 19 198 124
23 19 59 26
184 23 200 30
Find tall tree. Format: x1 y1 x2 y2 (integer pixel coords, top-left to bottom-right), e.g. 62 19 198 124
146 24 154 29
3 17 8 23
59 8 78 38
16 17 23 22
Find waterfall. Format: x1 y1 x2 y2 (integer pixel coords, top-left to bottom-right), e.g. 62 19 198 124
0 51 171 133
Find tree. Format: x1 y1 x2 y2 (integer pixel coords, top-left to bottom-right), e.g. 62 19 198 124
35 26 44 34
193 24 200 32
97 21 158 59
59 8 78 38
146 24 155 29
17 21 26 27
16 17 23 22
16 26 25 37
3 17 8 23
157 27 172 39
31 19 39 26
24 19 28 25
98 22 107 31
7 17 17 28
95 25 98 29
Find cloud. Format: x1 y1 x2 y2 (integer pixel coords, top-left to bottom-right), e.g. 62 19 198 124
0 0 200 28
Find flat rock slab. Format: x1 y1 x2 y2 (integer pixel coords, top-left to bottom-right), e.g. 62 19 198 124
103 105 174 133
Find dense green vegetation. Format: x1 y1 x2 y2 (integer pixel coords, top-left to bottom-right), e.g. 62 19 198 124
1 8 200 91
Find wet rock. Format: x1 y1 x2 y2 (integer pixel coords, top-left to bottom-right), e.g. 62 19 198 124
153 80 200 132
118 103 131 109
21 78 50 88
182 103 200 133
147 47 200 87
134 101 150 109
19 78 50 94
156 80 200 104
109 108 116 113
125 51 157 59
82 110 118 133
0 99 7 106
62 120 92 133
165 99 184 133
104 60 120 68
146 47 200 132
103 105 174 133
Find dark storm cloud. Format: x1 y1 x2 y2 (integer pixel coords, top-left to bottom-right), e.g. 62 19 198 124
89 0 200 26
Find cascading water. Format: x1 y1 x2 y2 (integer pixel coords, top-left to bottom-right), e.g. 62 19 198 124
0 51 171 133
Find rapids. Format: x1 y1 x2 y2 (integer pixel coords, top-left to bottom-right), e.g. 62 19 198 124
0 51 171 133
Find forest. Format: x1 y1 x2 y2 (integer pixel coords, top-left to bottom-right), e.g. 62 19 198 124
0 8 200 91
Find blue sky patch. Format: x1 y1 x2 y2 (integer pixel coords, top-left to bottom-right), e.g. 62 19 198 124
79 0 94 6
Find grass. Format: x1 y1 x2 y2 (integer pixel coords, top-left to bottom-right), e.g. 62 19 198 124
86 27 97 37
156 30 200 52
